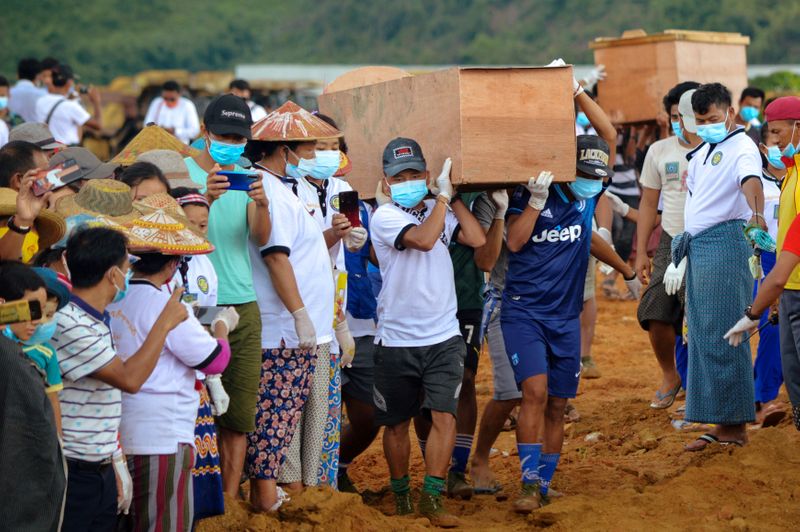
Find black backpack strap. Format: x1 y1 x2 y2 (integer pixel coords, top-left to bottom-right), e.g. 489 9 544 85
45 98 67 125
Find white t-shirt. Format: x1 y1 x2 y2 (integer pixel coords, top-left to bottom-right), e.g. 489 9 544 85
0 120 8 149
371 200 461 347
639 136 691 237
248 101 268 123
172 254 218 307
108 280 219 455
35 93 91 146
9 80 46 122
144 97 201 144
290 176 353 271
684 129 762 235
763 175 781 240
251 169 335 348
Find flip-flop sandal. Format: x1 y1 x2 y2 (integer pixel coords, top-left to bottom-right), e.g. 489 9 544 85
685 433 718 452
718 439 745 447
650 383 682 409
502 412 518 432
564 403 581 423
473 482 503 495
761 406 786 428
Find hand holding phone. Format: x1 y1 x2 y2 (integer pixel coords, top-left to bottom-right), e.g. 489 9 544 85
33 159 79 197
216 171 258 192
0 299 42 325
338 190 361 228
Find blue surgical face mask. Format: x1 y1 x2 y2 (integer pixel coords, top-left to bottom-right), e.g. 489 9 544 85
740 106 759 122
389 179 428 208
25 319 58 346
207 137 246 166
671 121 686 143
308 150 340 181
766 145 787 170
285 151 317 179
3 325 21 343
782 122 799 159
576 112 591 128
0 97 8 110
112 267 133 304
569 176 603 200
696 114 731 144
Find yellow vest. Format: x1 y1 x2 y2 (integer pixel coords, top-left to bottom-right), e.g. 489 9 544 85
777 154 800 289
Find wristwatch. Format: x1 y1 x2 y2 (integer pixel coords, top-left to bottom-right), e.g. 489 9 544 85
6 216 32 235
623 270 637 282
744 305 760 321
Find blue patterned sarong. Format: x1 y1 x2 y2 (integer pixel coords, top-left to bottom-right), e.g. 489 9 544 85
672 220 756 424
316 350 341 487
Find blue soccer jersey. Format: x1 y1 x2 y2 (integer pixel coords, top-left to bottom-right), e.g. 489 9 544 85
502 184 598 321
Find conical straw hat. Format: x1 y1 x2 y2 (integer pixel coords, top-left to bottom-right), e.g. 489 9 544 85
127 209 213 256
111 125 201 165
251 101 342 142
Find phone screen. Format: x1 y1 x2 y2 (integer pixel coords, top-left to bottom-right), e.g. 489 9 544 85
339 190 361 227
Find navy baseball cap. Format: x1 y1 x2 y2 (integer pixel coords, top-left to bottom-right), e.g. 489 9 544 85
382 137 426 177
576 135 614 178
203 94 253 140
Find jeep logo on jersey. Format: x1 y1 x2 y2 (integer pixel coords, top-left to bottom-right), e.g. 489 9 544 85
531 224 582 243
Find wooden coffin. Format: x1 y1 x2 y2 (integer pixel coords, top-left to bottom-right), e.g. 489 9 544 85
318 66 577 198
590 29 750 124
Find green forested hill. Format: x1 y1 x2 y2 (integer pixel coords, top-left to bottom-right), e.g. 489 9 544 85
2 0 798 83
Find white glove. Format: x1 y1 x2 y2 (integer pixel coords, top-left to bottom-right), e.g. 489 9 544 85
596 226 613 244
292 306 317 353
430 158 453 201
490 189 509 219
335 320 355 368
624 275 643 299
526 171 554 211
547 58 584 97
604 191 630 217
375 180 391 206
205 374 230 416
344 226 368 251
663 257 687 296
112 449 132 515
583 64 606 87
211 306 240 335
723 315 759 347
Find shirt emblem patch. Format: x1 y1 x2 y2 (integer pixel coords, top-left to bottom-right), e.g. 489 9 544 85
197 276 209 294
665 162 679 181
330 194 341 212
711 151 723 166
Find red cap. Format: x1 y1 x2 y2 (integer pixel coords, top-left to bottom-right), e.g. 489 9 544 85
765 96 800 122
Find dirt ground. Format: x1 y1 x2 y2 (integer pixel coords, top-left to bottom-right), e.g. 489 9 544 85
199 293 800 531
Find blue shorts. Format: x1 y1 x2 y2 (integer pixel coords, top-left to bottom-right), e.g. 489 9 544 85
499 315 581 398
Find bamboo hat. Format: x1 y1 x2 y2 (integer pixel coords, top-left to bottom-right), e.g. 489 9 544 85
111 125 200 166
251 101 342 142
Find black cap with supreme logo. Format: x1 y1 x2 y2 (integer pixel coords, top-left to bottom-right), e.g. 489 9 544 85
382 137 427 177
203 94 253 139
576 135 614 178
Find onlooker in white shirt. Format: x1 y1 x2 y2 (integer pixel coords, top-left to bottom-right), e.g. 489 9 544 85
9 58 46 122
143 80 200 144
172 188 219 307
229 79 267 123
35 64 102 146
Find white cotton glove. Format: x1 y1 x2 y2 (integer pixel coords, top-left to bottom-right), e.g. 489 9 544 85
490 189 509 219
335 320 355 368
292 306 317 353
205 374 230 416
429 158 454 201
596 226 613 244
526 171 554 211
211 306 240 335
723 315 759 347
624 274 643 299
663 257 687 296
604 191 630 217
547 58 584 97
583 64 607 87
344 226 368 251
375 180 391 206
112 449 132 515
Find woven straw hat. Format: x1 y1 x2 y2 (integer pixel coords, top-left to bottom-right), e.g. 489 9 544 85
55 179 143 224
252 101 342 141
127 208 213 256
0 187 66 249
111 125 201 166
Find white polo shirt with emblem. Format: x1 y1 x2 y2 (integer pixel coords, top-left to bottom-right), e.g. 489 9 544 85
172 254 218 307
371 200 461 347
684 128 762 236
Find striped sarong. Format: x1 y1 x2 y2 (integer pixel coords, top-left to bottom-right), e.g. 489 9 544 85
127 443 194 532
672 219 756 424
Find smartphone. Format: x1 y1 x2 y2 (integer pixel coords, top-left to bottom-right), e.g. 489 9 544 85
196 306 224 326
217 170 258 192
33 159 80 196
339 190 361 227
0 299 42 325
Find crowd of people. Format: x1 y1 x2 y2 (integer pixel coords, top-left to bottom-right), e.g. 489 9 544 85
1 54 799 531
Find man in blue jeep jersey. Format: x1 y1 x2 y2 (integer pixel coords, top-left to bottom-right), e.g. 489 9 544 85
501 134 641 512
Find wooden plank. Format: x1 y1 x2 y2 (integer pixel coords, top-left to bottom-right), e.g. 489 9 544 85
590 29 750 49
323 66 411 94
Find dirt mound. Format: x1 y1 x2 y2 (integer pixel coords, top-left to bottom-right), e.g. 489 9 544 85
198 295 800 531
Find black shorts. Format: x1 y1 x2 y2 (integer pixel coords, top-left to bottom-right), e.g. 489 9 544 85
342 336 375 406
637 231 684 333
373 335 466 427
457 309 482 373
